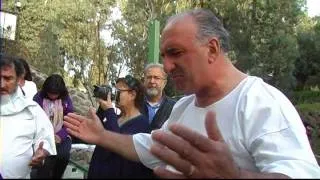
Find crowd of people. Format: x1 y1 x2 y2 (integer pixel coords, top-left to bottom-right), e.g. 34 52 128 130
0 55 175 178
1 8 320 179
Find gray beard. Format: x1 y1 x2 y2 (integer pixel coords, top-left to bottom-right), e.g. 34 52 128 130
146 88 160 97
0 87 18 105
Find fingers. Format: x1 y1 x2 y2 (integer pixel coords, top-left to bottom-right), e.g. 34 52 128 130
30 142 46 167
205 111 224 142
64 116 81 132
64 113 84 125
64 121 80 138
38 141 44 150
168 123 213 152
168 111 223 153
151 130 196 175
153 166 186 179
63 114 82 138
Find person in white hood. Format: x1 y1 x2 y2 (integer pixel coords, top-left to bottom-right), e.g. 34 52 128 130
0 54 56 178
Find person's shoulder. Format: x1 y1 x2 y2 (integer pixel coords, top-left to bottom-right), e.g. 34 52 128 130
171 95 195 110
33 91 43 98
164 95 177 105
25 80 37 87
26 99 44 111
129 114 151 131
243 76 288 100
19 98 46 117
138 113 148 122
239 76 296 116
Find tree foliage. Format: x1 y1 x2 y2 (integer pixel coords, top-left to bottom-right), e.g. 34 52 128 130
2 0 320 96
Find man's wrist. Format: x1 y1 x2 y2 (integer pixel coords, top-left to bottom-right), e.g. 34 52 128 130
97 129 108 146
43 149 50 156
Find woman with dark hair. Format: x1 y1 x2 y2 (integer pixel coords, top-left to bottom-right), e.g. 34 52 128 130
32 74 73 178
17 58 37 99
88 75 154 178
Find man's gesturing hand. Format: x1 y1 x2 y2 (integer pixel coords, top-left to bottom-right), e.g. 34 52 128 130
64 108 105 145
150 111 240 179
29 142 49 167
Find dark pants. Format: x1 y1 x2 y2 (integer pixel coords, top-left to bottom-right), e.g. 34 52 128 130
31 137 72 179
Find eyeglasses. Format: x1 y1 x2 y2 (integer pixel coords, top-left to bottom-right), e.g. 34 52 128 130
145 76 166 81
116 88 131 92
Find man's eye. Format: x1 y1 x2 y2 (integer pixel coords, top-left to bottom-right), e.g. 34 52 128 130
169 51 182 57
4 77 13 81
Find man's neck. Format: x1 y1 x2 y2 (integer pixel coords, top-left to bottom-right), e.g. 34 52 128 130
147 94 163 104
195 63 247 107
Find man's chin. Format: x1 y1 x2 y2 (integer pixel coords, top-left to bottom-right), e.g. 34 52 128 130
146 89 160 97
0 91 9 96
0 94 11 104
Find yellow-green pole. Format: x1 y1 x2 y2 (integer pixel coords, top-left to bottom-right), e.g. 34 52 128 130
147 20 160 64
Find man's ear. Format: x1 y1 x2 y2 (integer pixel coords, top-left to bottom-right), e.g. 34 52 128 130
163 78 167 87
207 37 221 64
17 76 24 86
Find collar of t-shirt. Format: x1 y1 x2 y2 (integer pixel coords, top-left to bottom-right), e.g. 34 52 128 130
146 98 163 123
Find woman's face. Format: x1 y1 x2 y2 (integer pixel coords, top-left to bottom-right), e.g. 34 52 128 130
47 92 60 100
115 81 134 108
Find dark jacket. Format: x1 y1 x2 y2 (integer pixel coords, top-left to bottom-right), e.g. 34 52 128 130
143 95 176 130
88 108 154 178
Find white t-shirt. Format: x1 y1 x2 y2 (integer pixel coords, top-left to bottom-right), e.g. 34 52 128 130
0 88 56 178
21 80 38 99
133 76 320 178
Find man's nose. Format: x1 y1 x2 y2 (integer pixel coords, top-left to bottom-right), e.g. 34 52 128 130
163 58 175 75
0 78 4 88
150 77 157 83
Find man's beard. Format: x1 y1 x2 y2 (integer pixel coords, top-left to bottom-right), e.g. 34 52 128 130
146 87 160 97
0 87 18 105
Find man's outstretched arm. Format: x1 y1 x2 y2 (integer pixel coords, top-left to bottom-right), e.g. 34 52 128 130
64 108 140 162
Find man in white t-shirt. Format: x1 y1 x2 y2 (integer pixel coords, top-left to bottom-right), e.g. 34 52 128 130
64 9 320 178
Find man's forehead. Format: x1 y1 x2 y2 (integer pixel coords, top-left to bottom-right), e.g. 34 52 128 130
146 67 164 75
1 64 15 73
161 18 197 49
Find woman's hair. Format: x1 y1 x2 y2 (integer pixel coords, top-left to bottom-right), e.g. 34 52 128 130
18 58 33 81
41 74 69 100
116 75 145 111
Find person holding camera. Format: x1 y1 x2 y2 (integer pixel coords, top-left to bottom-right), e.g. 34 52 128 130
32 74 73 178
88 75 154 178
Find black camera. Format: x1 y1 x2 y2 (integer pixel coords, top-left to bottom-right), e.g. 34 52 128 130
93 85 116 101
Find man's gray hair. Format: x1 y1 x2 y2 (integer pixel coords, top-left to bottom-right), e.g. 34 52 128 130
167 8 230 53
144 63 167 79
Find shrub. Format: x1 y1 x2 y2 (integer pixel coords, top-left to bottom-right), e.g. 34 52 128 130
291 91 320 105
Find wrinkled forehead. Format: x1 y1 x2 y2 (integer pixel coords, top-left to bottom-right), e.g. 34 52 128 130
1 64 16 75
146 67 165 76
160 16 198 48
